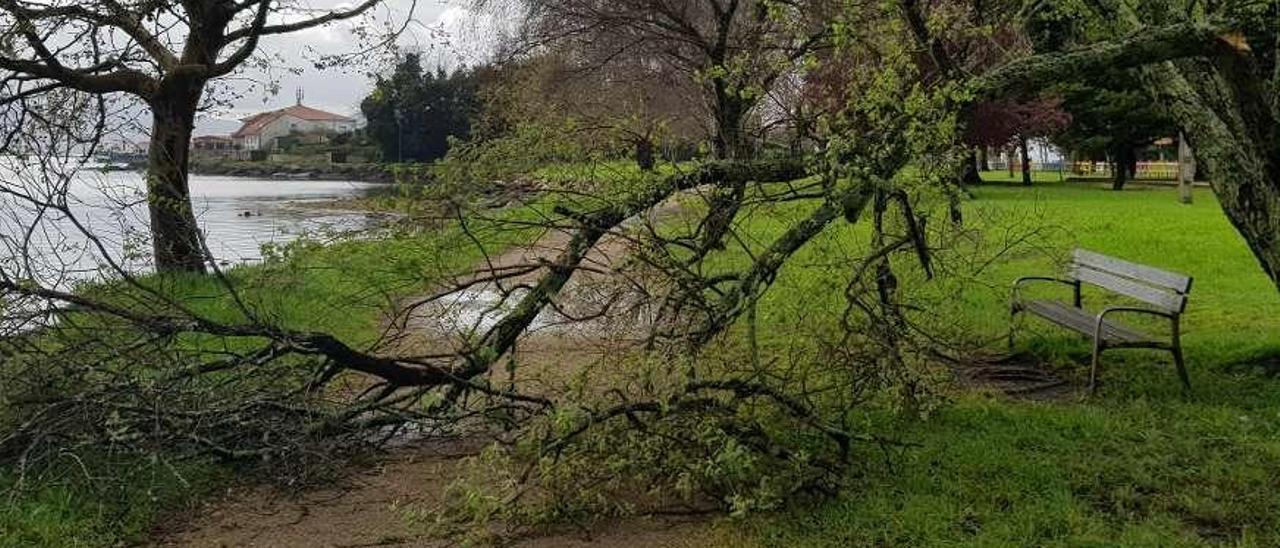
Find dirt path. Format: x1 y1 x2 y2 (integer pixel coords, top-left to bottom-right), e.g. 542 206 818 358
154 444 720 547
154 199 724 547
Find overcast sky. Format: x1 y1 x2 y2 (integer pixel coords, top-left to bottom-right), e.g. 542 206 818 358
194 0 502 135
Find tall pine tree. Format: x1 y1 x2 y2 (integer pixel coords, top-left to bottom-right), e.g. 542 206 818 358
362 55 483 163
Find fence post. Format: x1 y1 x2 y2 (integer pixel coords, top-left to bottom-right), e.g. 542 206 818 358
1178 132 1194 205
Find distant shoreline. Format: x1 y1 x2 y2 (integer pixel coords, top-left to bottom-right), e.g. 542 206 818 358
190 159 397 183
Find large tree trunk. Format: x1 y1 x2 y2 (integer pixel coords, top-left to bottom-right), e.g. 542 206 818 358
1143 57 1280 293
1111 146 1134 190
1019 135 1033 186
1178 132 1195 204
714 107 749 160
962 149 983 186
635 137 655 172
146 85 208 274
711 78 751 160
1111 159 1127 190
978 147 990 171
789 113 808 158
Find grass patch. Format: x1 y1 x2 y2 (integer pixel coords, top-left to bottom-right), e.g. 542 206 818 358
712 176 1280 546
0 458 229 547
734 393 1280 546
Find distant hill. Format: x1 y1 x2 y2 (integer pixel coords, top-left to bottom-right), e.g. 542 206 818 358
194 116 243 137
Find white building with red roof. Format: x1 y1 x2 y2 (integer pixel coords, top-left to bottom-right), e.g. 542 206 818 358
231 96 357 151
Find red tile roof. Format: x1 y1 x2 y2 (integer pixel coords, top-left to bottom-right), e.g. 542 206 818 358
232 105 354 138
282 104 355 122
232 111 281 138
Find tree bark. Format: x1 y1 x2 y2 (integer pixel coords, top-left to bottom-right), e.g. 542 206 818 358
635 137 655 171
1177 132 1194 204
1143 57 1280 293
714 105 749 160
1111 146 1134 190
712 78 751 160
977 23 1225 100
789 113 808 158
961 149 983 186
1111 160 1127 190
978 147 990 171
146 84 208 274
1019 135 1033 186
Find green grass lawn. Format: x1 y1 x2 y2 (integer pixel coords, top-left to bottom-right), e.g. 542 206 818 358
981 169 1076 184
718 176 1280 546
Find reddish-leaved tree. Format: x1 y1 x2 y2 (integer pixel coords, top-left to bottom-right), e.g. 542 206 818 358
964 96 1070 185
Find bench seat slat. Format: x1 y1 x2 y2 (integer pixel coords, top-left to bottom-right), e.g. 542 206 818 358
1070 265 1188 313
1073 249 1192 293
1021 300 1156 344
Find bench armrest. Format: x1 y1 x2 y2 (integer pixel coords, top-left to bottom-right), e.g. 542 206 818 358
1095 306 1182 343
1012 276 1082 307
1097 306 1177 321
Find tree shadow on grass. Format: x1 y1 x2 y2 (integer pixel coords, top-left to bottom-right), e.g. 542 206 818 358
957 351 1082 402
1222 349 1280 378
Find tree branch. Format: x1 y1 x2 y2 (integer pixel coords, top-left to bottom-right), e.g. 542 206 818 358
223 0 383 42
977 22 1232 99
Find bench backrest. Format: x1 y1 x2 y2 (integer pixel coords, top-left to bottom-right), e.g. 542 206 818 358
1069 249 1193 314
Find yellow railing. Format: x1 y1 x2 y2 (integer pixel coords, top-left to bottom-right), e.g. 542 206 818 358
991 161 1181 180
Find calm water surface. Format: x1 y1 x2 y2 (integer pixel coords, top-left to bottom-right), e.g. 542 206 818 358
1 168 389 282
179 174 390 263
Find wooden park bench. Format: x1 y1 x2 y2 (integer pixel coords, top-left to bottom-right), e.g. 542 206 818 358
1010 249 1193 393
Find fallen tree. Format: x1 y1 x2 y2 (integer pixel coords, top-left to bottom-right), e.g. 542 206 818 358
1 135 980 524
1 0 1019 532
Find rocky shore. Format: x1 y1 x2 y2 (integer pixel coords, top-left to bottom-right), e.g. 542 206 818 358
191 159 403 183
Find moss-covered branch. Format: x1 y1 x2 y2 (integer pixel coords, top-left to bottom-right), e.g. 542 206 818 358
977 22 1229 99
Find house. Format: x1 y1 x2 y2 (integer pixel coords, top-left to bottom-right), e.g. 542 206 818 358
231 97 356 151
191 135 237 157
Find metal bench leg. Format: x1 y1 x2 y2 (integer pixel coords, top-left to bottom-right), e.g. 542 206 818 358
1171 317 1191 392
1172 347 1191 392
1008 310 1017 351
1088 316 1110 394
1008 304 1021 351
1089 337 1105 395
